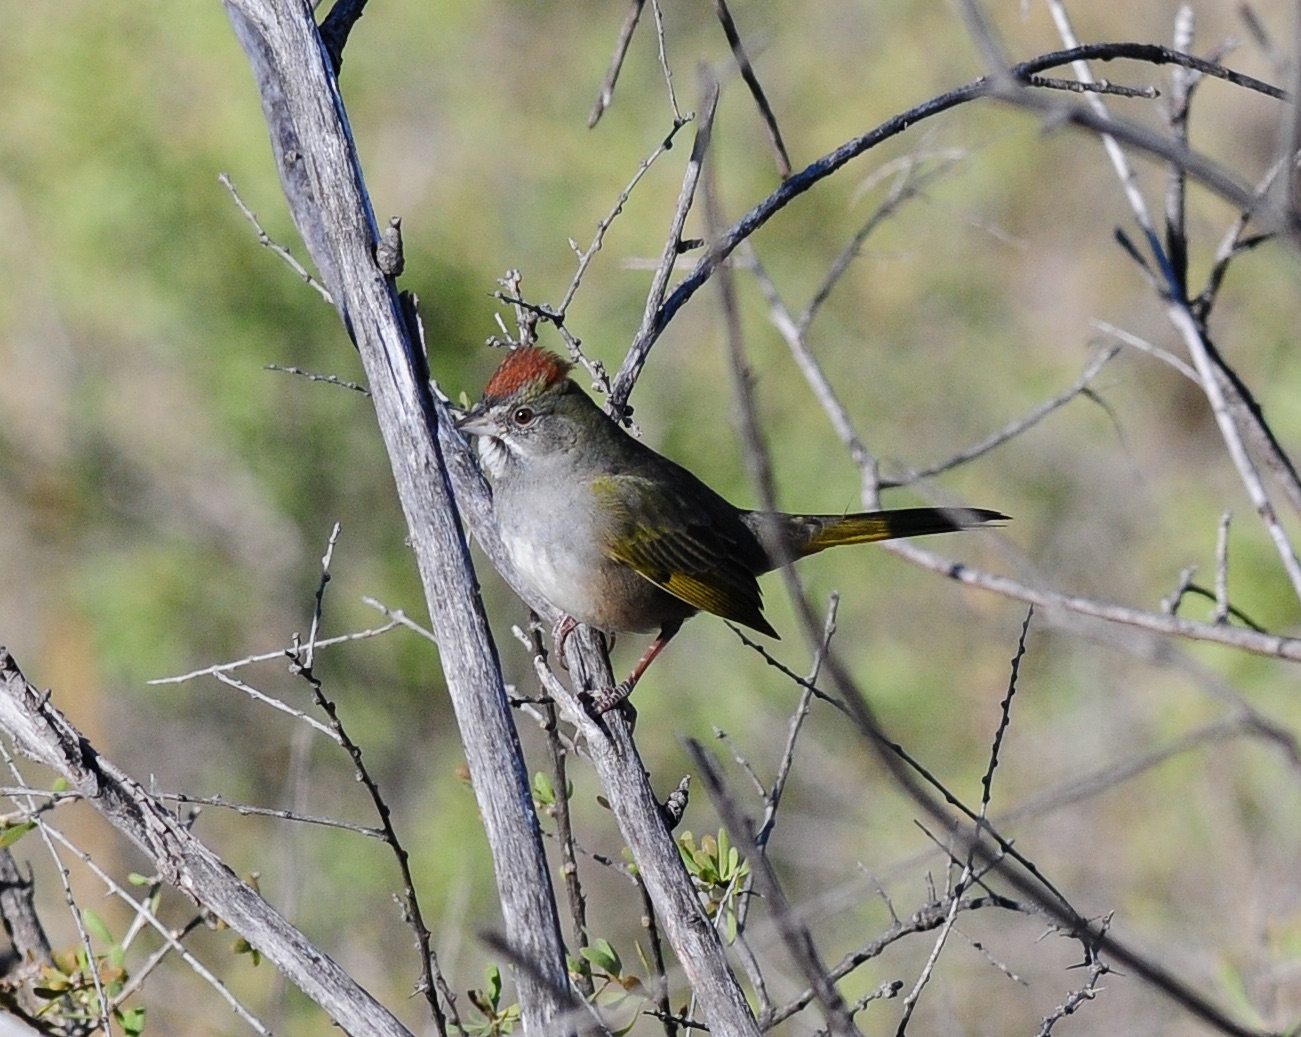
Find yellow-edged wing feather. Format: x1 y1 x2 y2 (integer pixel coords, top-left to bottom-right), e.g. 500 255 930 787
593 474 778 637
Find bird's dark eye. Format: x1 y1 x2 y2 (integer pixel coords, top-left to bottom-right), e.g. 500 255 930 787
512 406 535 426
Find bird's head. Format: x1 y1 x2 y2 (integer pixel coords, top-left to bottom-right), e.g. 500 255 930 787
456 347 591 477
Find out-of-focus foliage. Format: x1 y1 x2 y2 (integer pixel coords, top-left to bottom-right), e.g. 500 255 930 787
1 1 1300 1034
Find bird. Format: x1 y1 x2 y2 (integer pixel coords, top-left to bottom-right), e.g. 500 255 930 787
456 346 1004 711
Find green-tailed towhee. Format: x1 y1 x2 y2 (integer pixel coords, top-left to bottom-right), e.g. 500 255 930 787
457 346 1004 711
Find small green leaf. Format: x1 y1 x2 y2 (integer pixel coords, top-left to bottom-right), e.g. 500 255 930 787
579 938 622 977
566 954 591 983
0 820 35 849
232 937 262 966
532 772 555 806
117 1005 146 1037
485 962 502 1006
83 909 114 947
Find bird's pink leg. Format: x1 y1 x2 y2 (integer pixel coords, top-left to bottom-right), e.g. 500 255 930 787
587 620 682 714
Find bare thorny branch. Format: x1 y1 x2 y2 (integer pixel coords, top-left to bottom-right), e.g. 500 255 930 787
286 526 457 1035
646 9 1297 1037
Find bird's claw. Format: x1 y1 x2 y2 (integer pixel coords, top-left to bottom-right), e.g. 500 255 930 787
552 615 578 671
583 680 635 716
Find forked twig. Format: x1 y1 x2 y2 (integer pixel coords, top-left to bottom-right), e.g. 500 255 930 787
882 347 1122 489
615 81 720 416
288 532 454 1035
616 41 1287 398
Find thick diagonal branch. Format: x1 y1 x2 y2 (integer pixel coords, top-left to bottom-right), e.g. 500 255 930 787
222 1 572 1032
0 647 414 1037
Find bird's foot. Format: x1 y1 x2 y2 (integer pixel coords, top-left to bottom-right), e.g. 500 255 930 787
580 621 681 715
552 615 578 671
584 679 635 716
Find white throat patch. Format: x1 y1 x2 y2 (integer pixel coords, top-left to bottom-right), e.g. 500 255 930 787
476 434 510 478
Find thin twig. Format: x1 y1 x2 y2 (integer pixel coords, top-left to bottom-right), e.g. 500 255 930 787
1214 512 1232 624
897 537 1301 659
148 620 403 684
531 623 594 1002
616 81 720 418
711 0 791 177
1239 4 1289 75
744 248 876 482
688 742 862 1037
1190 176 1301 519
1035 917 1112 1036
1026 74 1158 98
952 0 1015 86
801 152 966 334
219 173 332 302
1270 2 1301 230
214 669 341 741
0 742 112 1035
634 870 677 1037
755 595 838 849
981 607 1033 818
1171 295 1301 602
882 346 1122 489
1166 582 1268 633
290 538 453 1035
893 861 972 1036
266 363 370 395
305 522 341 670
588 0 647 127
37 823 273 1034
649 0 684 123
1091 320 1198 381
158 792 386 838
760 893 1024 1029
1164 5 1196 297
557 117 695 321
363 596 440 643
713 728 768 799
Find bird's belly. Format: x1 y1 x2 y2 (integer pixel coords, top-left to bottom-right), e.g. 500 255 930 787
500 528 586 617
500 526 692 634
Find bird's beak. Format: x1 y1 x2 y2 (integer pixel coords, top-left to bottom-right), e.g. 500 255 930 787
454 405 492 437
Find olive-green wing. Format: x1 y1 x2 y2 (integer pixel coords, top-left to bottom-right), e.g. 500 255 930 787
592 474 778 637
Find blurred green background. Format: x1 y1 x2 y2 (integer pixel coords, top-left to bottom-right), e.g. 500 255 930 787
2 1 1300 1034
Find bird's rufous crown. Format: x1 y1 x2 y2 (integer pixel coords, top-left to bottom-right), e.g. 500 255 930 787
483 347 573 401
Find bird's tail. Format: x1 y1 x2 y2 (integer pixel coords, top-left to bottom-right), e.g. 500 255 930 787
782 506 1005 558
